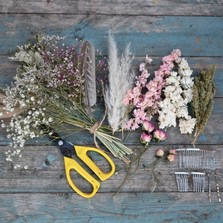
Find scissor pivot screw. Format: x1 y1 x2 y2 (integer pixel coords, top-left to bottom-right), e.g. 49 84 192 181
58 140 64 146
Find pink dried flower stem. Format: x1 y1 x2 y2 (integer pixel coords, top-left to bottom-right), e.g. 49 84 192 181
151 148 176 191
124 49 181 131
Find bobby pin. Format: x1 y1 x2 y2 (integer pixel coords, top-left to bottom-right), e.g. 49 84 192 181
207 173 212 202
214 171 222 203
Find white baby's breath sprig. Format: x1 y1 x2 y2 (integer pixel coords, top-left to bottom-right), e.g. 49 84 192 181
105 32 134 133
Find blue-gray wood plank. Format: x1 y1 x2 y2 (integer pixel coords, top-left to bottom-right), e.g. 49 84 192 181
0 15 223 57
1 193 223 223
0 1 223 222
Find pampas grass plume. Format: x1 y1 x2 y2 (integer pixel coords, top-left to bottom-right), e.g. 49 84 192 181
105 32 134 133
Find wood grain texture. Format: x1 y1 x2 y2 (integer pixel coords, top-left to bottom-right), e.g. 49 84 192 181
1 193 223 223
1 56 222 96
0 145 222 193
0 15 223 56
0 0 223 16
0 0 223 222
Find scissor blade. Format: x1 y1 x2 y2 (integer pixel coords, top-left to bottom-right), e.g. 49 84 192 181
49 132 76 158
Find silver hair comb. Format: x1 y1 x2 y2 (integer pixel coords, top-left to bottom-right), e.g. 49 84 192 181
175 172 190 192
176 148 215 169
192 172 206 192
176 148 221 202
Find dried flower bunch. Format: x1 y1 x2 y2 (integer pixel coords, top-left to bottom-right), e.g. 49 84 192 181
1 34 133 165
124 49 182 131
124 49 198 144
0 33 216 170
158 57 196 134
192 66 216 144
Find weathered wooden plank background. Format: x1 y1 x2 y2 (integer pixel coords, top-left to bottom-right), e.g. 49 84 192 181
0 1 223 222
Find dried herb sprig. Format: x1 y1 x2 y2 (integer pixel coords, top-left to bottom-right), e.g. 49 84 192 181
192 66 216 145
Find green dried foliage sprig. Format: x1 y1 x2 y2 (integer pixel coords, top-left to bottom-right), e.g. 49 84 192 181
192 66 216 144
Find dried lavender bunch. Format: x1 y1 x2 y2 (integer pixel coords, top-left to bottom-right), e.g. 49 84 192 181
105 32 134 133
192 66 216 144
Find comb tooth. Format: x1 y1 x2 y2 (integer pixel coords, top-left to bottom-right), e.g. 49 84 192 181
179 150 182 169
202 174 206 192
197 149 201 168
201 150 205 168
183 150 186 168
187 149 190 168
211 151 216 170
193 173 197 192
186 149 189 168
193 149 195 168
185 174 189 192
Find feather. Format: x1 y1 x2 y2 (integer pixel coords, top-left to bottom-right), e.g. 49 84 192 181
79 40 97 110
105 32 134 133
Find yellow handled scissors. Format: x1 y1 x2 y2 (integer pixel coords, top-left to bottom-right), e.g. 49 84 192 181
50 132 115 198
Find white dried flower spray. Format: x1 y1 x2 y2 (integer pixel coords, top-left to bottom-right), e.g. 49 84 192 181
105 32 134 133
158 57 196 134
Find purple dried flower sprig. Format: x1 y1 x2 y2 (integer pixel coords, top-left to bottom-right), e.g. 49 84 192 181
38 39 85 102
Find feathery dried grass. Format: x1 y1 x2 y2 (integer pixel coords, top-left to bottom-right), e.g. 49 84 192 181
105 32 134 133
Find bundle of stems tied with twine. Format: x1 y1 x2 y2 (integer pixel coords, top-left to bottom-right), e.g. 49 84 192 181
0 33 217 167
0 34 133 164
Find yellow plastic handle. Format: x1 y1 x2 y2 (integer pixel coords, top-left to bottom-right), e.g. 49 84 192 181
64 156 100 199
74 146 115 181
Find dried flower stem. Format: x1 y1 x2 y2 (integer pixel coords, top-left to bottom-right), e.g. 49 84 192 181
192 66 216 145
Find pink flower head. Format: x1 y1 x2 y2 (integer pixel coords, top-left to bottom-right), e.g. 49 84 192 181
140 132 152 145
169 149 176 155
153 129 167 141
156 149 165 157
124 118 139 131
171 49 181 59
167 154 175 162
142 121 155 133
133 109 147 123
